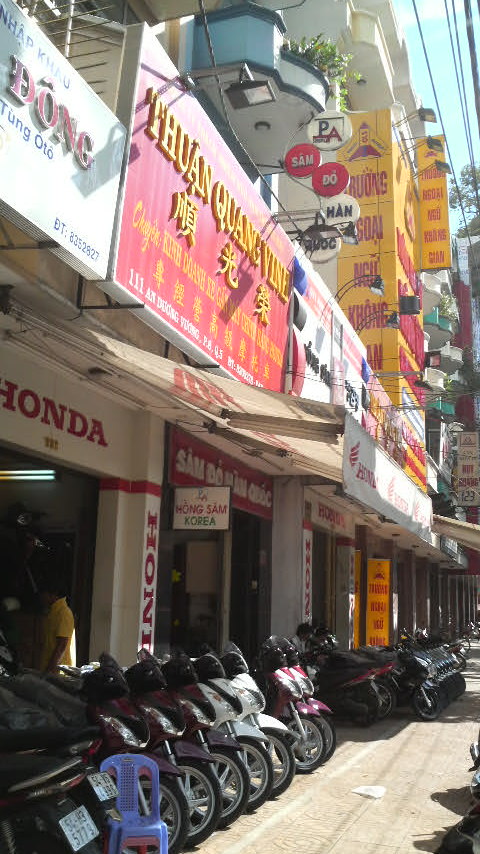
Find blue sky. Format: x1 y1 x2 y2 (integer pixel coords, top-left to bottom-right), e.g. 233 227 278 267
393 0 480 233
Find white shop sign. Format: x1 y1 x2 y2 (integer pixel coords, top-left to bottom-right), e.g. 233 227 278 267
310 496 355 538
343 415 432 541
0 0 125 279
173 486 231 530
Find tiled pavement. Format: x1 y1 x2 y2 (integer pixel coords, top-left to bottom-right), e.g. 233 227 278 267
197 646 480 854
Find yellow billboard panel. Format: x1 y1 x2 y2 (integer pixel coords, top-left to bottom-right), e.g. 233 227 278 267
417 137 451 270
366 559 390 646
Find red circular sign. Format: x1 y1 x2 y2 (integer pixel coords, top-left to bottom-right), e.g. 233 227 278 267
311 162 350 197
284 144 321 178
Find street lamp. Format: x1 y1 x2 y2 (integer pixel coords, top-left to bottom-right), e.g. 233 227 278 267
354 296 421 334
335 274 385 302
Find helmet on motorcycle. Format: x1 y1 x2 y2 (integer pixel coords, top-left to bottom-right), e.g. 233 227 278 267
284 643 300 666
259 637 287 670
125 658 167 695
221 650 249 677
161 655 197 689
193 653 226 681
82 653 129 701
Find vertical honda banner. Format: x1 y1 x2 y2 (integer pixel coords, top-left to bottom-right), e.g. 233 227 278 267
138 491 162 653
366 559 391 646
302 522 313 622
354 550 361 647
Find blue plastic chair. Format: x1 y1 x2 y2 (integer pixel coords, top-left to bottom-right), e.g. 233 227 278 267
100 754 168 854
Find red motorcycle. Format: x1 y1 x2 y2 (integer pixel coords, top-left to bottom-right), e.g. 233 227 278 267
257 636 327 772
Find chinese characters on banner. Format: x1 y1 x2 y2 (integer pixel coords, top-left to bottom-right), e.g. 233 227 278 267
417 136 452 270
366 558 390 646
457 432 480 507
112 27 292 392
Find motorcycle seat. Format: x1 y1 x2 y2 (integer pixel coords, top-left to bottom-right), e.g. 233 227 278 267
0 754 83 794
0 724 100 753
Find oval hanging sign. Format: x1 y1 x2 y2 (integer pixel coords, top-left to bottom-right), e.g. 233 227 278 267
284 143 321 178
321 193 360 226
307 111 353 151
312 162 350 197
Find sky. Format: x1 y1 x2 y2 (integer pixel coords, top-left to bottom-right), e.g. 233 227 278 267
392 0 480 234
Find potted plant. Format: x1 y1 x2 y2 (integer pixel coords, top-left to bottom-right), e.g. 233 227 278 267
283 34 360 109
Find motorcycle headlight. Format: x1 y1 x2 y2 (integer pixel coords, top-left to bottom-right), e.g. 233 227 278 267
236 686 264 713
98 714 145 747
140 705 184 736
179 699 212 726
276 671 302 699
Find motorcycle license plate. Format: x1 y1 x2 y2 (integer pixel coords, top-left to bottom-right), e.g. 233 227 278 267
87 771 119 801
59 805 99 851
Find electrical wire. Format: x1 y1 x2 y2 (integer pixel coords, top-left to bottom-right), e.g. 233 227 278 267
445 0 480 213
411 0 479 255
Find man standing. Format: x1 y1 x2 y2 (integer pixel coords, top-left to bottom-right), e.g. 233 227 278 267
40 572 76 674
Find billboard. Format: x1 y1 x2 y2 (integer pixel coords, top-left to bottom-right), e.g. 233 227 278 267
0 0 125 279
108 25 292 392
417 136 452 270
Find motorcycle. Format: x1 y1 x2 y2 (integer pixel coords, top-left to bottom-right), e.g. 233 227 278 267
127 652 249 832
256 636 326 771
303 645 382 726
220 642 297 796
164 652 274 811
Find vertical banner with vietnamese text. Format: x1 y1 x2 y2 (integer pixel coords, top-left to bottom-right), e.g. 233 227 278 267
417 136 451 270
354 550 361 647
366 558 390 646
302 522 313 622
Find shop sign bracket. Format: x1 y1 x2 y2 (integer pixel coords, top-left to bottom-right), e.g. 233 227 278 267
76 278 145 311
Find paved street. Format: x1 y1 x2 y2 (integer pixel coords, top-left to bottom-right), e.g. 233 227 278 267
199 647 480 854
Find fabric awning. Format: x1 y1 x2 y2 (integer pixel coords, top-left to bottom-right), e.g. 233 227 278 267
432 514 480 552
91 332 345 481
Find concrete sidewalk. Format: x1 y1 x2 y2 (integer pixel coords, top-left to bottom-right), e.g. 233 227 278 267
199 647 480 854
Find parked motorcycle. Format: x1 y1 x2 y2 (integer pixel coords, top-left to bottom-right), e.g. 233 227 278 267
127 652 249 831
221 642 297 795
303 645 382 726
256 636 326 771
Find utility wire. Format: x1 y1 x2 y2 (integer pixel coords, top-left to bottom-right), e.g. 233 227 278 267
447 0 480 213
464 0 480 144
411 0 478 253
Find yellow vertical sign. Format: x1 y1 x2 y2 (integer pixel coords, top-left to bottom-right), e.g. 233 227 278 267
366 559 390 646
354 550 361 647
417 136 451 270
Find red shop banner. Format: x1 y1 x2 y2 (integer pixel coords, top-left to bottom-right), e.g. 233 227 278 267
169 428 273 520
111 26 292 392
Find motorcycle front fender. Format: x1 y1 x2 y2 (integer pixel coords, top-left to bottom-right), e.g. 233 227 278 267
295 701 320 716
255 712 290 733
205 730 241 751
148 751 184 777
306 698 332 714
228 720 269 742
173 740 215 762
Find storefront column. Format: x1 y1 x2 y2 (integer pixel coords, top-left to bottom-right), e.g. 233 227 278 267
415 557 429 629
336 538 355 648
90 413 164 664
271 478 303 636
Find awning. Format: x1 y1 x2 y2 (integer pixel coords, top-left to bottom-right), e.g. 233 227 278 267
90 332 345 481
432 514 480 553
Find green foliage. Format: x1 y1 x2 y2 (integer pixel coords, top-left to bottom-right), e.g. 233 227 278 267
283 34 360 110
439 293 458 321
449 163 480 236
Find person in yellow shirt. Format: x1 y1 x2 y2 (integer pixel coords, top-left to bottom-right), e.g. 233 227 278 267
40 572 76 673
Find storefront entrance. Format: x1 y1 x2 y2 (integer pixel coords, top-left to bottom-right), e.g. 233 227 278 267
0 445 98 666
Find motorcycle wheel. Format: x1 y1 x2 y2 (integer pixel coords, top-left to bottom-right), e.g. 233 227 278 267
210 747 250 829
375 680 397 720
262 729 296 796
462 635 472 652
314 714 337 763
237 736 274 811
177 759 222 847
456 653 467 671
412 686 442 721
139 774 190 854
290 714 326 773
